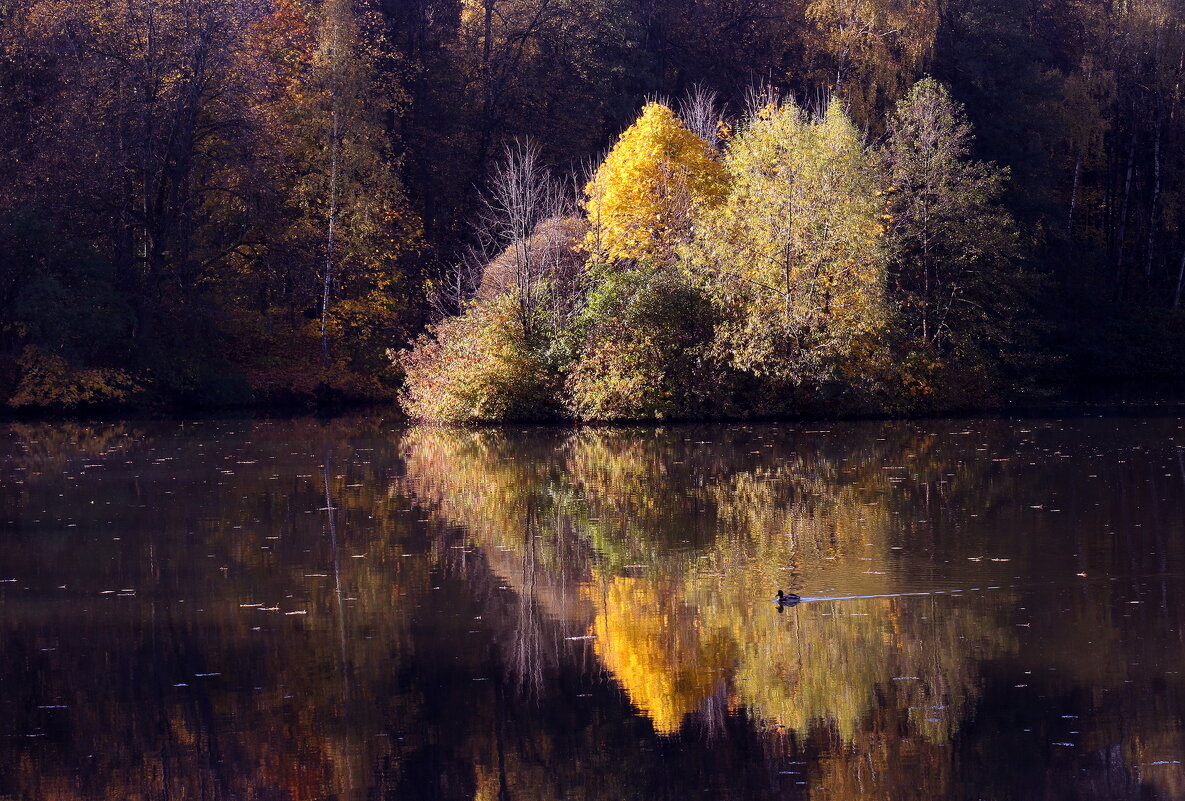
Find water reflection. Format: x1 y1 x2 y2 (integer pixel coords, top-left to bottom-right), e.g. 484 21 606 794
0 416 1183 799
399 426 1020 749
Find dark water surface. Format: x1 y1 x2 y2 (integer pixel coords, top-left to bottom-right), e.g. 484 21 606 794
2 415 1184 800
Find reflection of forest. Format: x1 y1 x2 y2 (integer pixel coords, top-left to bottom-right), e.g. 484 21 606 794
0 417 425 800
401 425 1018 741
399 422 1185 799
397 422 1028 801
2 418 1185 800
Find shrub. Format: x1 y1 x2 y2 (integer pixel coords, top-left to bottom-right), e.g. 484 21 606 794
400 295 564 421
566 267 722 420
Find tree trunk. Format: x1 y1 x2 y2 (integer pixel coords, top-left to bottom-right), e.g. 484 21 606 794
1174 248 1185 310
482 0 493 73
1113 128 1137 298
321 3 342 374
1144 106 1161 278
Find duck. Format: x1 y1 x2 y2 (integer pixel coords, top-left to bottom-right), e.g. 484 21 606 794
773 590 801 605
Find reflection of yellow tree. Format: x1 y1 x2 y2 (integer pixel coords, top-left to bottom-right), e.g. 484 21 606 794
397 417 1185 801
400 423 1020 747
587 573 736 734
9 417 1184 799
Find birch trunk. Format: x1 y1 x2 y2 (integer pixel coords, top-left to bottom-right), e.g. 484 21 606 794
321 3 341 374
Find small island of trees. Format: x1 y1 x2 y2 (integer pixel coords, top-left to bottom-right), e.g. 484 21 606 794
403 84 1030 421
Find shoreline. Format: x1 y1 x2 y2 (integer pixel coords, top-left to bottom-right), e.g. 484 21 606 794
3 378 1183 427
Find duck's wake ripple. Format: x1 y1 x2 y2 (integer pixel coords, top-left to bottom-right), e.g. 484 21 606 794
794 587 1003 603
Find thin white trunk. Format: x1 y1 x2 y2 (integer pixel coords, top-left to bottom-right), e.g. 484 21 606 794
1174 249 1185 309
321 3 341 373
1144 110 1161 277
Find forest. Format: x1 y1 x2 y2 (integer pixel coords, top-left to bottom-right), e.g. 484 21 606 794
1 0 1184 418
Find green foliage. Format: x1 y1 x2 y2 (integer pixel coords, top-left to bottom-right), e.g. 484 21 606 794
565 267 721 420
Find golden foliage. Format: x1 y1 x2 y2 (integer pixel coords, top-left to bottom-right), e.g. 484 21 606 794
691 98 888 393
588 573 735 734
399 425 1021 741
583 103 728 265
9 346 139 409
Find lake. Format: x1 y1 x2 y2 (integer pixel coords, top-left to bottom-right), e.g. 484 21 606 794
1 414 1183 800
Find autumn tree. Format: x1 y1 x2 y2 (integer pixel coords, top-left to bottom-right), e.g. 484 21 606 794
690 97 888 402
882 78 1033 399
1058 55 1113 241
583 102 728 266
471 140 571 337
393 0 642 260
243 0 422 397
882 80 1017 346
562 101 730 419
803 0 939 127
0 0 261 403
400 294 565 421
401 140 576 421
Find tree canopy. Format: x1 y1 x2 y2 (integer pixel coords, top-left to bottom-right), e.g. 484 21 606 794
582 102 728 266
691 98 887 394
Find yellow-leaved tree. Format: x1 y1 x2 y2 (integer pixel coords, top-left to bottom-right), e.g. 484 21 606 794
583 102 728 266
690 97 888 403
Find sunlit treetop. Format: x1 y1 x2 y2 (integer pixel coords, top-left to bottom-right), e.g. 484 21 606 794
582 102 728 266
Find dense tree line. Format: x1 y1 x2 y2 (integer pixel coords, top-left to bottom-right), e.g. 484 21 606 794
1 0 1183 414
